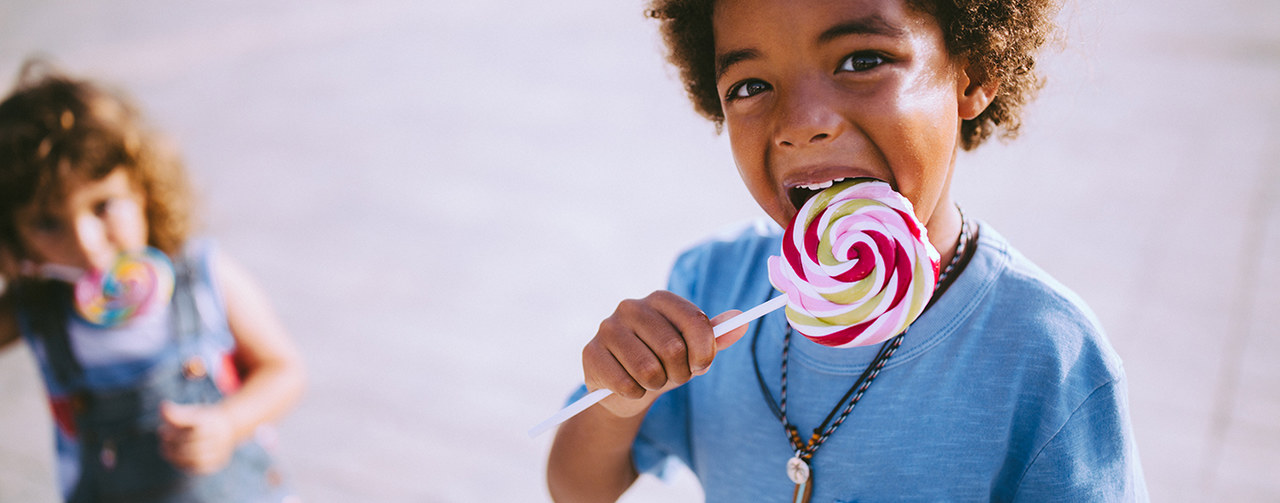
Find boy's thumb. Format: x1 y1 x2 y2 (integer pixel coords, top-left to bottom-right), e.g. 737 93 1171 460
710 310 749 351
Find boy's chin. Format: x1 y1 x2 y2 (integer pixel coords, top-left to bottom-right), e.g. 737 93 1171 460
762 208 795 229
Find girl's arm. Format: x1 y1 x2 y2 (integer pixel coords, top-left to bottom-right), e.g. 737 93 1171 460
212 250 306 442
159 250 305 473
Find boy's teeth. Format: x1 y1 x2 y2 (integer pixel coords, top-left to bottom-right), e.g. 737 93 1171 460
798 177 848 191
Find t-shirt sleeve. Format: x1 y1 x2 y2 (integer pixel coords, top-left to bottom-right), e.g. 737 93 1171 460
630 386 692 479
666 244 703 303
1013 377 1149 502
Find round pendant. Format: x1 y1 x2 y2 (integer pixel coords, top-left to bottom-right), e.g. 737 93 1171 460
786 456 810 484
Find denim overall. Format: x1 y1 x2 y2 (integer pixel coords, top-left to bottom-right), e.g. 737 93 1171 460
19 247 287 503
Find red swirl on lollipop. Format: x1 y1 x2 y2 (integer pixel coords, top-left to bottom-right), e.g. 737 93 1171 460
768 178 940 347
73 248 175 327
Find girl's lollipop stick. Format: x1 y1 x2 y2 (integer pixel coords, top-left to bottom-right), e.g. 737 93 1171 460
22 262 85 282
528 294 786 438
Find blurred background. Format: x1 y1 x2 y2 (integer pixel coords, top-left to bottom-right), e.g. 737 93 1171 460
0 0 1276 501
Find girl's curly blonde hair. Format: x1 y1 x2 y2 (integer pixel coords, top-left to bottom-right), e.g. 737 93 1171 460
0 59 194 268
647 0 1060 150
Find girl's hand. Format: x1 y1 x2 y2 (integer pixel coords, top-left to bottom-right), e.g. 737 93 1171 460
582 291 748 418
158 401 239 474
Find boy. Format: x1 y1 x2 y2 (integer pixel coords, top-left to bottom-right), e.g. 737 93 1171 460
548 0 1147 501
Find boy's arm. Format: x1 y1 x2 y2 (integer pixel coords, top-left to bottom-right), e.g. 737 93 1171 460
546 400 648 502
546 297 747 503
159 250 306 473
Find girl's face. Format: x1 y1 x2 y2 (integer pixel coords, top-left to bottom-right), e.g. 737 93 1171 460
14 169 149 274
713 0 985 235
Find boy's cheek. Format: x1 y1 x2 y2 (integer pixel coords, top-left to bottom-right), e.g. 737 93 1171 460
728 134 787 222
738 179 791 226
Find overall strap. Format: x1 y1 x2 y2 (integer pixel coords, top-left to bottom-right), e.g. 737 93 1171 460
19 281 83 389
169 252 204 352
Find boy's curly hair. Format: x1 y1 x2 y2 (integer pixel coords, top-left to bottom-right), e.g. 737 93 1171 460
0 59 194 265
646 0 1059 150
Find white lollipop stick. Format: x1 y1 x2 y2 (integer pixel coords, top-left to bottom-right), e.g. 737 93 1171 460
528 294 787 438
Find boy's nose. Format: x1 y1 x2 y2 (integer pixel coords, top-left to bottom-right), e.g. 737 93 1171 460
774 84 845 148
72 215 115 272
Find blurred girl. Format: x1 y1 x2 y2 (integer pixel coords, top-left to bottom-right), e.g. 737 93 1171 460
0 60 304 503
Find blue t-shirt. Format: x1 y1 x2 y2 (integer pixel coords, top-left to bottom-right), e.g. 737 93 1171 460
630 219 1147 502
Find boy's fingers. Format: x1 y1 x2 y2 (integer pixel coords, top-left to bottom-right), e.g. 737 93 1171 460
635 325 691 386
629 312 693 386
709 310 749 352
613 297 685 390
611 329 669 391
646 291 715 376
586 291 722 403
583 339 646 399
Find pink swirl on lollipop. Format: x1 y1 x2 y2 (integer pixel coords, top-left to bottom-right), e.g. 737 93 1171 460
74 248 175 327
768 179 940 348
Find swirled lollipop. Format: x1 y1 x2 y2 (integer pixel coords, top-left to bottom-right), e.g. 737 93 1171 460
768 178 940 347
74 247 175 327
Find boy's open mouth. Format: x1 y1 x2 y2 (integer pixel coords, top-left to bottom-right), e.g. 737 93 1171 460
787 177 856 212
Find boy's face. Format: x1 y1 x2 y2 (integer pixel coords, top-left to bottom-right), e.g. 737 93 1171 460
14 169 149 274
713 0 975 231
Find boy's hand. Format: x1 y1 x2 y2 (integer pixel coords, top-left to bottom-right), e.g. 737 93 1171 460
158 401 239 474
583 291 748 418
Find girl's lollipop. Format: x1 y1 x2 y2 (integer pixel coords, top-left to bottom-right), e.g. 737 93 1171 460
73 247 175 327
769 178 939 347
529 178 938 436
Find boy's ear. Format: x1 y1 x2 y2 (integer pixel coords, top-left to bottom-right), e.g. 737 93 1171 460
957 62 1000 120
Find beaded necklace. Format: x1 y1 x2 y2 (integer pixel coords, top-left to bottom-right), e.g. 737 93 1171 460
751 207 973 502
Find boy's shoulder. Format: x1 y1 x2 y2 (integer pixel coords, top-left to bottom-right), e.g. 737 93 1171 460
972 223 1106 335
674 218 781 264
668 219 782 313
958 223 1123 385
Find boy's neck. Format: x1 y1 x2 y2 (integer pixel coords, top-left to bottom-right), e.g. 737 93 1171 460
926 192 963 269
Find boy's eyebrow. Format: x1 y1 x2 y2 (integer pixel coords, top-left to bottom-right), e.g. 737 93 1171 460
818 14 908 42
715 15 907 81
715 49 760 81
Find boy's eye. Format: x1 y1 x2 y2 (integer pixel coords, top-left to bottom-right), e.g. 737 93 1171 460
726 79 772 100
93 200 112 217
838 53 887 73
